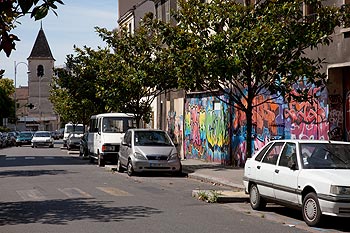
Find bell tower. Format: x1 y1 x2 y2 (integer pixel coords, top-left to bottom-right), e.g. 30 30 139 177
27 24 57 131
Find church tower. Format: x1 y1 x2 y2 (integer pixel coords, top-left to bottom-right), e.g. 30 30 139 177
27 25 58 131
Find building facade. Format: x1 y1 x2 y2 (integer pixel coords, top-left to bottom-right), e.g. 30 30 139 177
118 0 350 165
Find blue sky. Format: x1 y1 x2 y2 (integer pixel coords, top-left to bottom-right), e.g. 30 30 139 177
0 0 118 87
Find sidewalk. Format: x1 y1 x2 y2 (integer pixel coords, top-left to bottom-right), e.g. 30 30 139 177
181 159 249 203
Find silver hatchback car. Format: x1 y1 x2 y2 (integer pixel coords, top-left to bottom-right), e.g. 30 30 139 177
117 128 182 176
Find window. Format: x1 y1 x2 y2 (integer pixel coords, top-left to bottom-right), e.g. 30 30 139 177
262 142 284 165
343 0 350 28
37 65 44 77
303 2 317 23
255 142 273 162
279 143 298 169
165 0 170 23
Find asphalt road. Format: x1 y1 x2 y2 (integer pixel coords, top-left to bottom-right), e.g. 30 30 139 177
0 144 309 233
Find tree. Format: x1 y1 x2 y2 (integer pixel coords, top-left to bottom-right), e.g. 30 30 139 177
0 78 15 125
49 48 110 126
163 0 349 158
96 13 178 127
0 0 64 76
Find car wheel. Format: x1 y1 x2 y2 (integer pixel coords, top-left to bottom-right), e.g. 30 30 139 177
127 160 134 176
49 144 53 148
302 192 322 227
98 153 105 167
89 155 94 164
249 184 266 210
116 158 125 173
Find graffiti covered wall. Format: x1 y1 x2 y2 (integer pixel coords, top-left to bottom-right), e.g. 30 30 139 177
184 94 230 163
184 82 329 165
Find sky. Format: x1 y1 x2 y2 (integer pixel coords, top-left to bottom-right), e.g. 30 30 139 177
0 0 119 87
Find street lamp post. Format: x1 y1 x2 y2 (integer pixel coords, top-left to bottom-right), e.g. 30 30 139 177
14 61 29 131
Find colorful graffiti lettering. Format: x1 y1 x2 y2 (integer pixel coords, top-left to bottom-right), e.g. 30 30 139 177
184 96 229 163
184 81 329 166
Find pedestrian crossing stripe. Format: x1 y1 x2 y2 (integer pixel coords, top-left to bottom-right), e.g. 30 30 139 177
17 189 45 201
16 187 132 201
97 187 132 196
58 188 93 198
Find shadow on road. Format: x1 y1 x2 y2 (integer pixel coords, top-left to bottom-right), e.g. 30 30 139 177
0 169 71 177
0 198 162 225
262 204 350 232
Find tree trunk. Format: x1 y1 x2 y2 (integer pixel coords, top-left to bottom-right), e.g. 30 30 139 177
245 108 253 159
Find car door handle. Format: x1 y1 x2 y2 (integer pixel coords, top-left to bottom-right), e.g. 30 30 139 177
257 165 261 169
275 169 279 173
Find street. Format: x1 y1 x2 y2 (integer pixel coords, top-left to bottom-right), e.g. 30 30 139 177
0 143 315 233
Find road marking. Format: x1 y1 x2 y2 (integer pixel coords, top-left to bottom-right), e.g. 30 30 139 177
96 187 132 196
25 157 35 160
58 188 92 198
5 157 16 160
44 156 55 159
17 189 45 201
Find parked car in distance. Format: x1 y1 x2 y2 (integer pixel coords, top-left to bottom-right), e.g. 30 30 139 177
243 140 350 227
31 131 54 148
79 132 89 158
117 128 182 176
67 131 84 151
63 123 84 147
16 131 33 146
51 131 60 140
7 132 17 146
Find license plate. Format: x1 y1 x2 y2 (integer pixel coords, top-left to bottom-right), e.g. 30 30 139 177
150 163 162 167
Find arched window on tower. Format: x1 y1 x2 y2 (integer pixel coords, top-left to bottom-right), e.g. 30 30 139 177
37 65 44 77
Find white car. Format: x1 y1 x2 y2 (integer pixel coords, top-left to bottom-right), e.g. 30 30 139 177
243 140 350 227
31 131 54 148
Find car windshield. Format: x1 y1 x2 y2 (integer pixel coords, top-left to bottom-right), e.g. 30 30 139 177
20 132 32 137
301 143 350 169
102 117 126 133
134 131 172 146
35 132 51 137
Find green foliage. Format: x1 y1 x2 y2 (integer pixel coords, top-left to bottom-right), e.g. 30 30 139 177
51 13 178 127
96 13 179 126
0 78 15 124
163 0 347 158
0 0 64 57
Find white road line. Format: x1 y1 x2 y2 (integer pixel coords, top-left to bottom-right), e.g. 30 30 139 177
96 187 132 196
17 189 45 201
5 157 16 160
25 157 35 159
58 188 92 198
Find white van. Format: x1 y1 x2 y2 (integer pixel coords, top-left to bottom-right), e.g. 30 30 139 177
63 123 84 147
88 113 136 166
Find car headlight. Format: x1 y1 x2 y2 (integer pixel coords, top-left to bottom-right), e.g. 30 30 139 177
168 153 179 160
134 152 147 160
330 185 350 195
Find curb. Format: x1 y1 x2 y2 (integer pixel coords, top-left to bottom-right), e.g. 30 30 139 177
192 189 249 203
186 172 245 191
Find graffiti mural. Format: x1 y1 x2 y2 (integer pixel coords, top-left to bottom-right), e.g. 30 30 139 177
166 98 184 159
184 81 329 165
184 95 230 163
